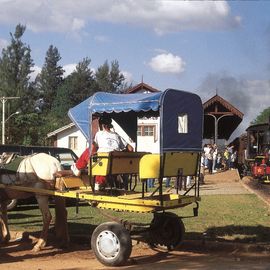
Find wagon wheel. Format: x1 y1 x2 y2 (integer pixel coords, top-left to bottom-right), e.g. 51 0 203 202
148 212 185 250
91 222 132 266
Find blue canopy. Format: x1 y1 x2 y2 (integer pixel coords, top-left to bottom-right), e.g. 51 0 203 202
68 89 203 152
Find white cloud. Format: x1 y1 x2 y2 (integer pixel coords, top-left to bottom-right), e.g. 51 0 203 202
0 1 240 34
0 38 8 50
30 65 41 81
149 53 186 74
63 63 77 77
121 71 133 84
71 18 85 31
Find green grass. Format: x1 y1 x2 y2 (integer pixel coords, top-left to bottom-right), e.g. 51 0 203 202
8 194 270 244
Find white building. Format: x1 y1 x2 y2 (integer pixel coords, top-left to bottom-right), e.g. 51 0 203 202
47 123 88 157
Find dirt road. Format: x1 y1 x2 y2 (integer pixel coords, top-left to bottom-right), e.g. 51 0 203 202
1 170 270 270
1 234 270 270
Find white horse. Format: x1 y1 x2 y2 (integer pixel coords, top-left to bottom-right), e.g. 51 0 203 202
0 153 69 251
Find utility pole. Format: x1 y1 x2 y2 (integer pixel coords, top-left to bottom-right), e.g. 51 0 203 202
0 96 20 144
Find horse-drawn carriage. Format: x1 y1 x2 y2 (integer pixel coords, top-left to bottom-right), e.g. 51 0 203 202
0 88 203 266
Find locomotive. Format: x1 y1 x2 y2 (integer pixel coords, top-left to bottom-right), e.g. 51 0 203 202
236 120 270 182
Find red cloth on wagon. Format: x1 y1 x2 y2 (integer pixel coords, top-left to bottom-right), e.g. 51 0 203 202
75 145 106 185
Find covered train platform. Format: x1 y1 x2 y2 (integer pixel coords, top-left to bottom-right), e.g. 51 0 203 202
203 94 243 143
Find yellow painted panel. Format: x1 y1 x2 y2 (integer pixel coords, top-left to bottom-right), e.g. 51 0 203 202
91 152 110 176
91 152 147 176
139 152 199 179
164 152 199 176
110 152 146 174
139 154 160 179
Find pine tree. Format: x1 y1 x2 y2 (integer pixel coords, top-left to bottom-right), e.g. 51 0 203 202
110 60 125 93
68 57 95 105
52 57 95 118
35 45 64 110
0 24 35 144
95 60 111 92
95 60 125 93
0 24 34 110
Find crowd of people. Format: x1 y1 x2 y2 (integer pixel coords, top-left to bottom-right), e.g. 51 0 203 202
202 143 238 174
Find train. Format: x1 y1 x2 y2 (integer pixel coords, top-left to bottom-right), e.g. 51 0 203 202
233 120 270 182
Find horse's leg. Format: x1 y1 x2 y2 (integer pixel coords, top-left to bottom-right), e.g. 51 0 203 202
54 196 69 248
33 195 52 252
0 201 10 243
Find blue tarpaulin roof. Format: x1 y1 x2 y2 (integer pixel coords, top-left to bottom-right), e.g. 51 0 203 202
68 89 203 152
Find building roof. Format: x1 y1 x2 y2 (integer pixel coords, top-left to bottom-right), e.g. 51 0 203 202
47 123 75 138
126 82 160 94
203 94 244 140
203 95 243 118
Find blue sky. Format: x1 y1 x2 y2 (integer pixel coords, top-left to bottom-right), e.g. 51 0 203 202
0 0 270 139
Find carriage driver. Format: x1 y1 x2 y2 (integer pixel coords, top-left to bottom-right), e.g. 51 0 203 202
70 115 134 191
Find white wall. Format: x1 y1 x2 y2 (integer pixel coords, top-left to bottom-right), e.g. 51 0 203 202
137 118 160 153
57 126 88 156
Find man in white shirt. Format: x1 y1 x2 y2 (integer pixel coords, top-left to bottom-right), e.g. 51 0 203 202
93 115 133 152
93 115 133 190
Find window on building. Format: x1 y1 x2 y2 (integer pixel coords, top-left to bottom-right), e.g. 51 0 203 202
144 126 154 136
69 136 78 150
178 114 188 133
137 125 156 137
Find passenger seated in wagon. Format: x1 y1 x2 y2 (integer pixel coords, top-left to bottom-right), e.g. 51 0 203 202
70 115 134 191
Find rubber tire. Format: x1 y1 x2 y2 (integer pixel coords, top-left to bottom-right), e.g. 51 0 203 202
91 222 132 266
7 199 17 211
149 212 185 250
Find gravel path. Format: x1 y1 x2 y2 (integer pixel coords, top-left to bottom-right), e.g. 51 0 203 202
200 169 251 195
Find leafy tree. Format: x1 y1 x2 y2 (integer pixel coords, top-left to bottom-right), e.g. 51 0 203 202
52 82 73 120
251 107 270 125
95 60 110 92
14 112 43 145
0 24 36 144
52 57 95 119
72 57 95 101
35 45 64 110
95 60 125 93
0 24 34 109
110 60 126 92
